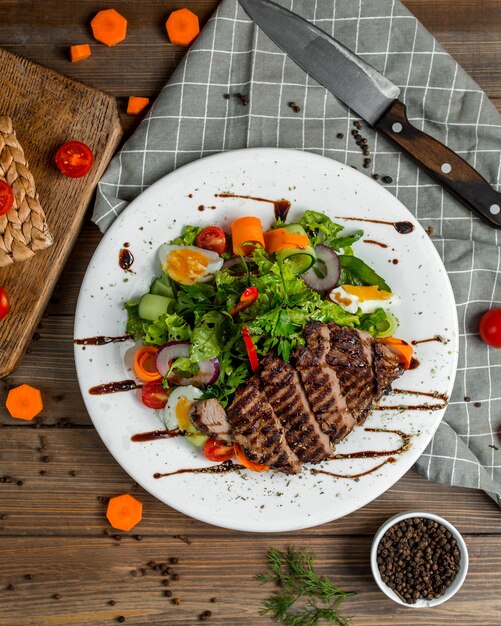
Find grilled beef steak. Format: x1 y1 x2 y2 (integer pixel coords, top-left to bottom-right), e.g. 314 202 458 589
189 320 405 474
295 321 356 443
226 376 301 474
373 341 404 398
189 398 233 444
326 323 376 424
260 353 332 463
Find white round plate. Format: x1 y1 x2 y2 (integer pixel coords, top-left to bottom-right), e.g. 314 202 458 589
74 148 458 533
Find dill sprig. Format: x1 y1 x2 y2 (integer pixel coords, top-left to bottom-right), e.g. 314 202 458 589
256 547 356 626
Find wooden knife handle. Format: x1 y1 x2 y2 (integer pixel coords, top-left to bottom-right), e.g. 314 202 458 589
374 100 501 228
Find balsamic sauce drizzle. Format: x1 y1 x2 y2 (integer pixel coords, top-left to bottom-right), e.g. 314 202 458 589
310 457 397 480
215 193 291 221
131 429 184 442
153 460 244 479
363 239 388 248
411 336 449 346
334 216 415 234
331 428 413 460
74 335 132 346
89 380 142 395
373 388 448 411
119 247 135 272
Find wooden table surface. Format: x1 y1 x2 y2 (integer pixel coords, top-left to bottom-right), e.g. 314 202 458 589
0 2 500 625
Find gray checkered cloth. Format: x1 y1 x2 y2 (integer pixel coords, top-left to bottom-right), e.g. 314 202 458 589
93 0 501 506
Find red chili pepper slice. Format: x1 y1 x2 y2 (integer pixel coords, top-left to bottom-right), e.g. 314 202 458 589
230 287 259 316
242 325 259 372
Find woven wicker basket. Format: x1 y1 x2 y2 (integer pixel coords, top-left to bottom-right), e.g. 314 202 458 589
0 116 52 266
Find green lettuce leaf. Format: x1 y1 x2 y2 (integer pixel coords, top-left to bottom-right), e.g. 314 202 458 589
144 312 192 345
170 225 202 246
338 255 391 291
359 308 399 338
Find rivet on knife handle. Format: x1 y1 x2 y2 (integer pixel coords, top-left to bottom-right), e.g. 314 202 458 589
375 100 501 228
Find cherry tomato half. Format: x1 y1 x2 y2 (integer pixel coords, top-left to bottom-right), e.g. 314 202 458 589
141 381 170 410
55 141 94 178
479 308 501 349
195 226 226 255
0 287 10 321
203 437 235 462
0 180 14 216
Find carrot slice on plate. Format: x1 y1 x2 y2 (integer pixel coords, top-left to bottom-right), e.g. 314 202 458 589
231 217 265 255
379 337 414 369
234 443 269 472
134 346 162 383
263 228 309 254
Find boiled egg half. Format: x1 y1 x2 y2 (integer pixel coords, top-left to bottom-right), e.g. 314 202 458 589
161 385 203 431
329 284 400 314
158 244 223 286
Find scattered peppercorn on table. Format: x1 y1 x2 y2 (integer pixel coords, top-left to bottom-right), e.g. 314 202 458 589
0 2 500 625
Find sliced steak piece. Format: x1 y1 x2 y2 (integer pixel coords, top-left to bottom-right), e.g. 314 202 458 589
260 353 332 463
189 399 233 444
295 321 356 443
373 341 404 398
326 323 375 424
227 376 301 474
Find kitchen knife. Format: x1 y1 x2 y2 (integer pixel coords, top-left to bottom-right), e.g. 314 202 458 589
238 0 501 228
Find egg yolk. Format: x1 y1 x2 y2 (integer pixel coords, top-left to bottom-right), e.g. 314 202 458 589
175 396 192 431
166 249 209 285
342 285 393 301
332 292 353 307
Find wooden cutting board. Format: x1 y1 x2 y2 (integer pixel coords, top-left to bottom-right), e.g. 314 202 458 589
0 48 122 377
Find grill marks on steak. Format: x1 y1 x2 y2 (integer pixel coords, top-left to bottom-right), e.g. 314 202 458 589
295 321 356 443
260 353 333 463
188 322 405 474
226 376 302 474
326 323 376 425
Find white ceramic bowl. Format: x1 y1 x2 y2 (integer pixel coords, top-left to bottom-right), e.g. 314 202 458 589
370 511 469 607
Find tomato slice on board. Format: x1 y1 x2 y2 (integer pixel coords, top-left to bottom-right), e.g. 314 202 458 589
479 308 501 349
55 141 94 178
0 180 14 216
203 437 235 462
0 288 10 321
195 226 226 255
141 381 170 410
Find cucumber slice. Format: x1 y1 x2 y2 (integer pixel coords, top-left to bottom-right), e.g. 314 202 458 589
276 246 316 274
150 278 174 298
275 224 316 273
284 223 308 237
138 294 175 321
185 433 209 447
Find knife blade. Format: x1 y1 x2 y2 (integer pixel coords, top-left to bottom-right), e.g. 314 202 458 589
239 0 501 228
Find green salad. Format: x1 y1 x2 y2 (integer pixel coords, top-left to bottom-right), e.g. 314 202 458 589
125 210 398 408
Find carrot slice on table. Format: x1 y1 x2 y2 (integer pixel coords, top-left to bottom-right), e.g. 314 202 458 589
134 346 162 383
91 9 127 47
127 96 150 116
106 494 143 531
234 443 269 472
70 44 91 63
231 217 265 255
379 337 414 369
165 8 200 46
264 228 309 254
6 384 43 421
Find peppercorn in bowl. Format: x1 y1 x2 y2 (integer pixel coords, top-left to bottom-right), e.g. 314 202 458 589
370 511 468 607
